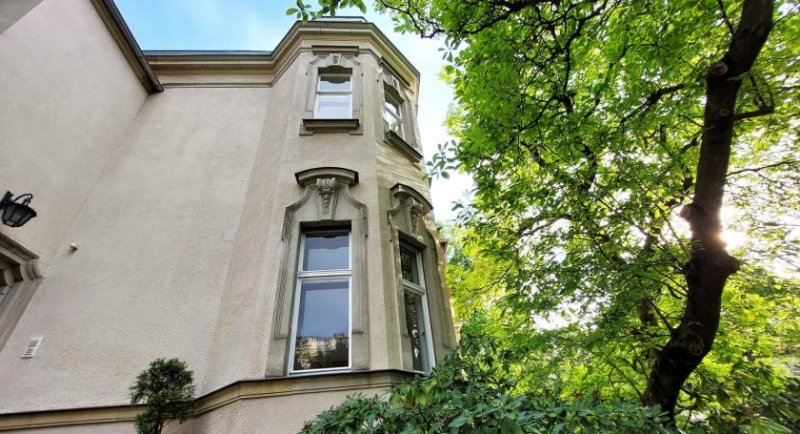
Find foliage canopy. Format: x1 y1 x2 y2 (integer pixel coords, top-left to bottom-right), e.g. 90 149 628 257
292 0 799 431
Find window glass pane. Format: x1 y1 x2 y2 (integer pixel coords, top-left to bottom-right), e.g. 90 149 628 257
303 233 349 271
316 95 351 118
318 74 351 92
384 99 401 118
384 114 403 137
400 247 419 284
294 279 349 370
404 291 425 372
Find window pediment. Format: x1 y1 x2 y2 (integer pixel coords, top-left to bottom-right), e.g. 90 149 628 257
389 183 433 237
301 51 363 136
268 167 369 376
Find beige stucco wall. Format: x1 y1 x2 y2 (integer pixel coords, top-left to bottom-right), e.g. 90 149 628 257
0 0 148 269
0 4 454 430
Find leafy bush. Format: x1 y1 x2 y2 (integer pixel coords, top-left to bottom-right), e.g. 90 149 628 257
300 321 670 434
130 358 195 434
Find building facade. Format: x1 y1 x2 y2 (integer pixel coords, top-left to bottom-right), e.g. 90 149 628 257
0 1 456 432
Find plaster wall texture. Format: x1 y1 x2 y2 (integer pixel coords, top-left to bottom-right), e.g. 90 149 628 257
170 388 386 434
0 6 455 428
0 0 147 268
0 87 267 412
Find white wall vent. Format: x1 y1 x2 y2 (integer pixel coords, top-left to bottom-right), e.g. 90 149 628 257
21 337 42 359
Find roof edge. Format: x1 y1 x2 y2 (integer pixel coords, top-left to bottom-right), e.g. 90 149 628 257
280 20 420 79
144 20 421 89
89 0 162 93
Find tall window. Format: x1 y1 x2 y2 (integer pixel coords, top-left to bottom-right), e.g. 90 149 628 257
383 87 404 138
315 70 352 119
289 230 351 373
400 243 434 372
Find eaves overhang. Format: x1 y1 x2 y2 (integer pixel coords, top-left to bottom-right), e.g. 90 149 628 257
89 0 162 93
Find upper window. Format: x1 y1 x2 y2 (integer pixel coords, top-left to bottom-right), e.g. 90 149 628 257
400 243 434 372
289 231 351 373
315 71 352 119
383 87 404 139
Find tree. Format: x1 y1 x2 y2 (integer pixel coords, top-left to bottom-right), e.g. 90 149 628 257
130 358 195 434
294 0 800 427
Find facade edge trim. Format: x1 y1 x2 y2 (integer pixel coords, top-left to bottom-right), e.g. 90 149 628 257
0 370 415 431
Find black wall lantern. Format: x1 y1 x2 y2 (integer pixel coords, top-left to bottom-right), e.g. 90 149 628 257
0 191 37 228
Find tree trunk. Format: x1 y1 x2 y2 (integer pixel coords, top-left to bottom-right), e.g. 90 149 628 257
642 0 773 424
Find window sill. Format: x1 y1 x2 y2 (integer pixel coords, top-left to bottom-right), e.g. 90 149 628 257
301 118 361 135
288 367 351 377
384 130 423 162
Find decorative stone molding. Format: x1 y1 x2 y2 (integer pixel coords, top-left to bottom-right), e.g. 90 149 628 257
0 233 41 282
316 178 337 208
388 184 432 238
290 167 360 225
384 130 423 163
268 168 370 375
406 196 426 231
294 167 359 187
0 233 42 350
311 45 360 57
0 370 414 432
300 49 364 136
301 118 360 133
379 59 412 89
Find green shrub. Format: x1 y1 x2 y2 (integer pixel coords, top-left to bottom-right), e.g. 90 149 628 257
300 323 670 434
130 358 195 434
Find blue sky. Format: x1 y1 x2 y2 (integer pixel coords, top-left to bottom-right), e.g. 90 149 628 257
115 0 471 221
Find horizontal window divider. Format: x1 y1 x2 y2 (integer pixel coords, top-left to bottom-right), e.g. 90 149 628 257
288 366 351 376
298 270 352 278
402 281 425 294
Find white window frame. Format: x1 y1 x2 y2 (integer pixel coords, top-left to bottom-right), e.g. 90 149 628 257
400 243 435 373
314 72 353 119
383 87 405 139
288 230 353 375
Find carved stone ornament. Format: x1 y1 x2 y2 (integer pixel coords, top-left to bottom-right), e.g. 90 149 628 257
300 48 363 136
316 177 338 209
405 197 426 231
388 183 433 238
271 167 370 374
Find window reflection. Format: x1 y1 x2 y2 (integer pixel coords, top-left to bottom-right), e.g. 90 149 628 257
400 246 419 284
404 291 425 372
303 233 349 271
293 279 349 370
316 71 352 118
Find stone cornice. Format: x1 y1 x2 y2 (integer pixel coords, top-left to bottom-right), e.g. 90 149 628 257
144 21 419 91
295 167 359 187
385 130 424 163
390 183 434 212
0 370 414 431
